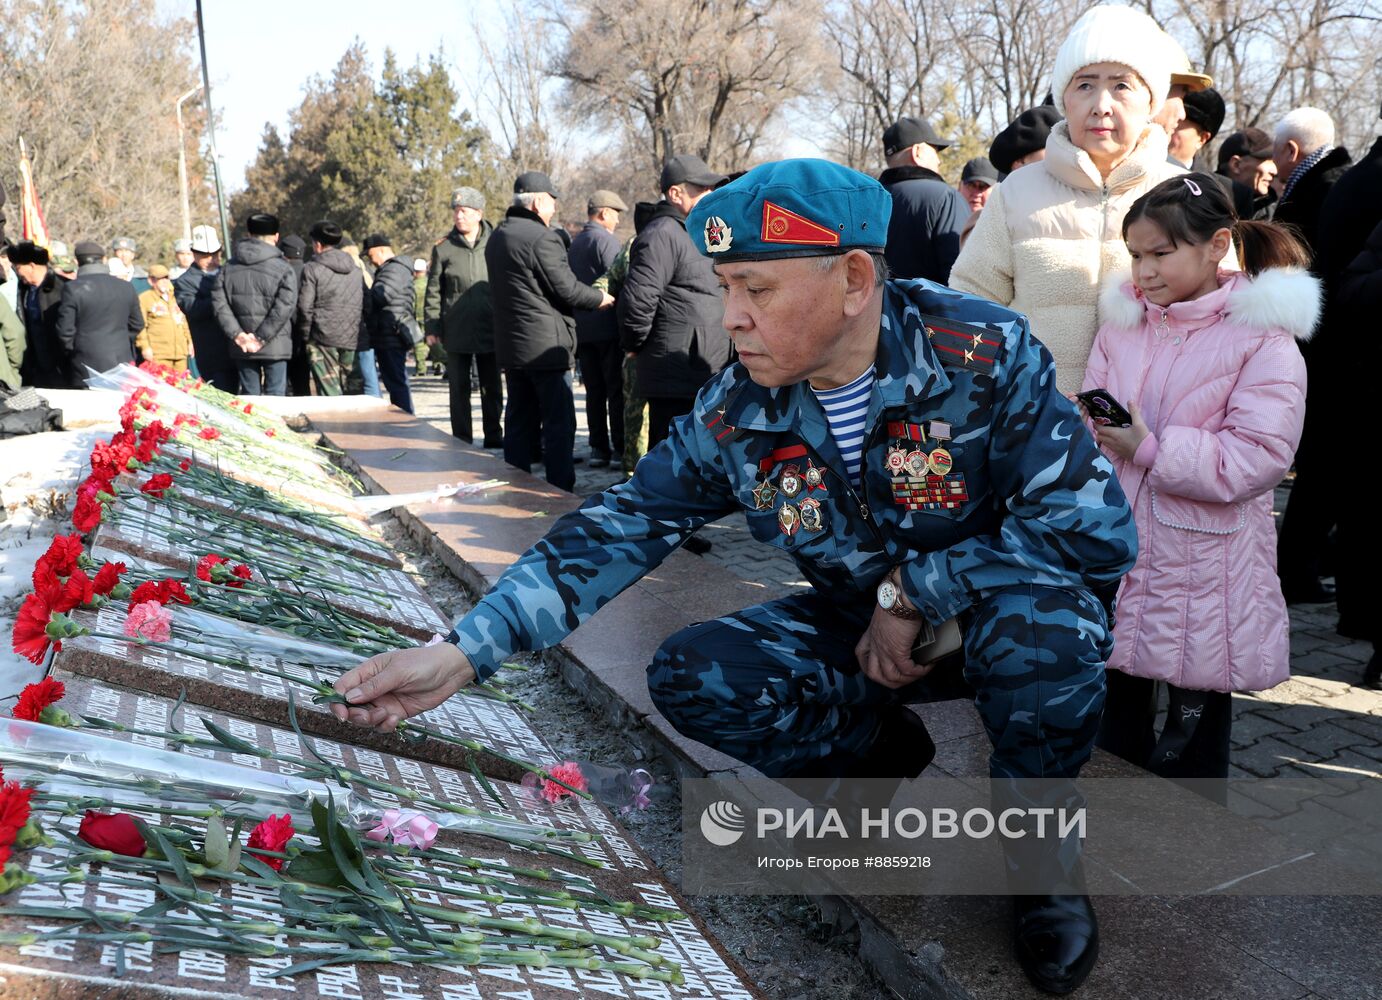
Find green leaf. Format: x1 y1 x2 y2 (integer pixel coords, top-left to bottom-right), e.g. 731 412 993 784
240 854 281 882
226 816 244 873
287 693 330 767
283 847 346 888
318 797 370 895
204 817 230 870
468 757 505 808
199 718 260 756
146 826 194 888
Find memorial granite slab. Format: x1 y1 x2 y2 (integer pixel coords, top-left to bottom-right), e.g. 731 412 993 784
0 675 762 1000
55 603 554 782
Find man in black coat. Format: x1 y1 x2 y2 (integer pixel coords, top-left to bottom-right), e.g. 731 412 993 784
1271 108 1353 604
569 189 628 467
9 242 68 388
1215 127 1276 221
485 171 613 492
56 241 142 387
618 154 731 450
211 212 297 396
173 225 234 392
280 234 309 396
297 221 365 397
1310 113 1382 683
878 117 968 283
363 233 417 414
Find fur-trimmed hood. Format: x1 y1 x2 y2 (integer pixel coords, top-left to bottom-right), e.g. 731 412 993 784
1099 267 1321 341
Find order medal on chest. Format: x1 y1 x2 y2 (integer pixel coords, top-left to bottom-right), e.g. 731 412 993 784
883 419 969 511
754 444 828 536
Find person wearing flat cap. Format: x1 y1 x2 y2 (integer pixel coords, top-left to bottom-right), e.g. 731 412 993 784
135 264 193 371
211 211 298 395
878 116 969 284
426 186 501 447
483 170 615 491
55 239 143 386
9 241 68 388
329 158 1136 995
171 239 194 280
988 105 1063 176
619 153 733 457
568 188 630 468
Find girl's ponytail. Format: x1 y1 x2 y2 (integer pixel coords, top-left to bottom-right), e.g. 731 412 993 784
1232 220 1310 276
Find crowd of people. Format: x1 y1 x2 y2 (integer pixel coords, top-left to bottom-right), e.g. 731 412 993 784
3 4 1381 990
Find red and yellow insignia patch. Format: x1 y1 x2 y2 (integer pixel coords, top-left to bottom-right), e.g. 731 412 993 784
760 201 840 247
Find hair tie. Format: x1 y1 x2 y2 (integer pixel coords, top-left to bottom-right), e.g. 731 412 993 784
1183 178 1202 196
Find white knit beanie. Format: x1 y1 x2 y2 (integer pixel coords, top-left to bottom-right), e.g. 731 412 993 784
1050 4 1172 117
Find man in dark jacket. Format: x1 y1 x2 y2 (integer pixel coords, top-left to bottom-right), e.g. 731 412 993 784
426 187 500 446
1215 127 1276 221
1271 108 1353 604
618 154 731 451
485 171 613 492
1307 114 1382 684
9 242 67 388
297 221 364 396
174 225 234 391
879 117 968 283
56 241 142 386
212 212 297 396
569 189 628 467
363 233 416 414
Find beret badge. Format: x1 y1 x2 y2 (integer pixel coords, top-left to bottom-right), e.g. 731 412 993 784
704 216 733 253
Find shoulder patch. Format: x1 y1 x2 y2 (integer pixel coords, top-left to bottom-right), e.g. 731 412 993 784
919 313 1002 375
704 406 742 444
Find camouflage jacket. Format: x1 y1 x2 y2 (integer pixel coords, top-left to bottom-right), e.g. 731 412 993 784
452 279 1136 679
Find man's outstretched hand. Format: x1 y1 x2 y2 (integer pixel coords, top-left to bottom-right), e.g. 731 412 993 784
330 642 476 732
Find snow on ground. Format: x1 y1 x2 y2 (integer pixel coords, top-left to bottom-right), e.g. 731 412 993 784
0 429 107 700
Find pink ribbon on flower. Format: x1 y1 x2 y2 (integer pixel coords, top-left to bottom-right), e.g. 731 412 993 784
365 808 438 850
627 769 654 813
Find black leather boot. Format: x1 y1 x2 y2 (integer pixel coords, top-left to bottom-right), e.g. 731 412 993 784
1012 892 1099 994
1362 652 1381 691
787 705 936 781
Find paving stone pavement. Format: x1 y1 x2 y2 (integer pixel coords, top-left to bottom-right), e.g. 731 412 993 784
405 367 1382 782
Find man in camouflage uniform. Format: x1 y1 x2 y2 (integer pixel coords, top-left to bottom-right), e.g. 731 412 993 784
333 160 1136 995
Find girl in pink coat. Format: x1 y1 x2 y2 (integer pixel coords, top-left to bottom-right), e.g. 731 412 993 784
1079 173 1318 785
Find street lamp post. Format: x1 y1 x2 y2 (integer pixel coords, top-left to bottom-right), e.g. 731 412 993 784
174 86 202 241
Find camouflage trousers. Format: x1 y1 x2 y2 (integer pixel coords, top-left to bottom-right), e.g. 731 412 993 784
647 585 1110 780
621 354 649 476
308 343 356 396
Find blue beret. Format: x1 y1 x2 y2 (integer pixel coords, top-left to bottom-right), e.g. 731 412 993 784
687 158 891 262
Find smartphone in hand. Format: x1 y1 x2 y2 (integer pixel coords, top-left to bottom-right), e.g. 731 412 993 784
1075 388 1133 428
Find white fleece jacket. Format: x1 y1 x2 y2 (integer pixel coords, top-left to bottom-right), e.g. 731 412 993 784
949 121 1185 395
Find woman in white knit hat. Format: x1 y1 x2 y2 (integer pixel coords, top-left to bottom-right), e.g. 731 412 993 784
950 3 1185 394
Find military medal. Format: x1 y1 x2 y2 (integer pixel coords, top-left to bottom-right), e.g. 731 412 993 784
799 497 824 533
752 478 778 511
904 449 929 478
804 460 826 492
927 448 954 476
779 464 802 498
885 447 907 475
927 420 952 441
778 502 801 536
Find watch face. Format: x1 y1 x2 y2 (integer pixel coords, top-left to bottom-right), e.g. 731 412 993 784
878 580 897 609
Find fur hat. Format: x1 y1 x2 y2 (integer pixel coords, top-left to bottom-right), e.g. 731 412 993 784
1050 5 1172 117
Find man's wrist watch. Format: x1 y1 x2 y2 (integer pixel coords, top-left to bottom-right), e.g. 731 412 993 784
877 571 924 621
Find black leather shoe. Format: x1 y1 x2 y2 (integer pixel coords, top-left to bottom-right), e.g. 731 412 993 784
1362 653 1381 691
588 453 611 469
1282 578 1336 604
683 535 712 555
1013 894 1099 995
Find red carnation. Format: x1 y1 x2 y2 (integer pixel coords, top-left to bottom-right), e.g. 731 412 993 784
246 814 294 870
198 427 220 441
126 578 192 611
77 811 146 857
13 677 65 723
231 563 252 584
242 403 254 415
196 553 250 588
178 458 191 472
12 593 57 664
71 490 104 533
0 781 35 871
51 567 94 613
34 534 84 579
92 561 127 595
140 473 174 498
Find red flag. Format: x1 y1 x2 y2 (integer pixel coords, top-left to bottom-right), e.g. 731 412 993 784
760 201 840 247
18 137 50 248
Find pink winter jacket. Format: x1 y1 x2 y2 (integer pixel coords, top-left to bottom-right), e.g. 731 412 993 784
1082 268 1318 692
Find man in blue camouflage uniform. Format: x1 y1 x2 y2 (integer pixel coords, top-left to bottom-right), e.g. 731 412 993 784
333 159 1136 995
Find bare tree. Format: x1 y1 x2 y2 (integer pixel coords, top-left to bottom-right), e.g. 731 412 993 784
0 0 210 256
550 0 824 183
